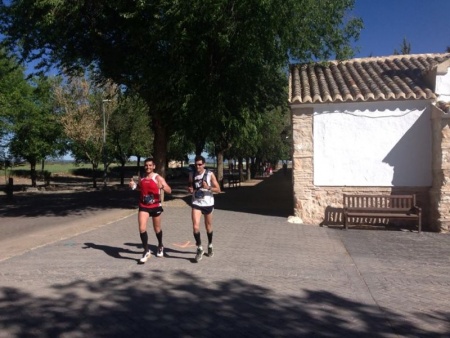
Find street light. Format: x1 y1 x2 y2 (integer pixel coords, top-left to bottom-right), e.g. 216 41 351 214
102 99 111 188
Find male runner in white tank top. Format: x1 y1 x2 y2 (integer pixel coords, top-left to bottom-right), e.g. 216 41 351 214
188 155 220 262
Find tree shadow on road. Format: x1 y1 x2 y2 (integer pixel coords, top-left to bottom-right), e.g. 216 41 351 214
165 170 294 218
0 188 137 217
0 271 446 337
214 170 294 217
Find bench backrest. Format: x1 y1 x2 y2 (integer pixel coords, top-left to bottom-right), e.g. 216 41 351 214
343 194 416 211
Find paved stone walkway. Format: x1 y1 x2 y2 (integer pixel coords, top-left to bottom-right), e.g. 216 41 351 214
1 170 450 337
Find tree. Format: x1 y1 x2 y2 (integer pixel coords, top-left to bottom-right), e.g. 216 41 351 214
0 50 29 149
224 106 291 178
167 130 193 164
8 75 66 186
54 73 119 188
393 37 411 55
0 0 362 178
108 92 152 184
255 107 291 165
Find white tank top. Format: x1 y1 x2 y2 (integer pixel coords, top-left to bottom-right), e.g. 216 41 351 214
191 170 214 207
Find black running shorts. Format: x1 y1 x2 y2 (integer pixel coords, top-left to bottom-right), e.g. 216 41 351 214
192 204 214 215
139 206 164 217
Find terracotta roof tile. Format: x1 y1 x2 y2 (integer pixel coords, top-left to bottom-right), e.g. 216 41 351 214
289 53 450 104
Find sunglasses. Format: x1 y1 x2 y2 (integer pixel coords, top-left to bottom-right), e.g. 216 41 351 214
195 163 204 166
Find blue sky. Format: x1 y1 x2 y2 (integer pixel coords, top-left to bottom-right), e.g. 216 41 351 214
350 0 450 58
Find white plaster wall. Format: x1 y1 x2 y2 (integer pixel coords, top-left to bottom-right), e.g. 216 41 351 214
313 100 432 186
436 66 450 102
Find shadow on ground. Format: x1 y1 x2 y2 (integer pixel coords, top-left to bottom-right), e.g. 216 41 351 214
0 169 293 218
166 169 294 217
0 271 446 337
214 170 293 217
0 188 136 218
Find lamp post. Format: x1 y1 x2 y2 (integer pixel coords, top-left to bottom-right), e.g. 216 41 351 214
102 99 111 188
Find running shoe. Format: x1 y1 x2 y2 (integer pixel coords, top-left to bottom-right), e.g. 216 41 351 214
207 244 214 257
139 250 151 263
195 247 204 262
157 246 164 257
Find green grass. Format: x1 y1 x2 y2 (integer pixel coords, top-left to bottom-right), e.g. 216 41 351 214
4 161 212 180
8 162 92 177
6 162 127 179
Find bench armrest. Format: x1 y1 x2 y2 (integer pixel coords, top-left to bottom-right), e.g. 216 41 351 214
411 206 422 214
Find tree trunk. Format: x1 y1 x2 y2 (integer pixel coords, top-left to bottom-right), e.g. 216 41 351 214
256 157 262 177
238 157 244 182
250 157 256 179
120 160 126 185
152 114 169 201
195 140 205 156
216 150 224 190
30 160 37 187
195 143 205 156
152 115 168 178
136 156 141 177
92 163 98 189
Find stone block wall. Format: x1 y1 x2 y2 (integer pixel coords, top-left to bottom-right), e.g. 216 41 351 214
291 109 313 221
430 108 450 232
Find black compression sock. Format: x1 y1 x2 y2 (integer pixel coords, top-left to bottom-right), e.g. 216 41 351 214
156 230 163 247
207 231 213 245
140 231 149 252
194 232 201 246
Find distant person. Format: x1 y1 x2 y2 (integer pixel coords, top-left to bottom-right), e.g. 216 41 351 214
188 155 220 262
283 162 288 176
129 157 171 264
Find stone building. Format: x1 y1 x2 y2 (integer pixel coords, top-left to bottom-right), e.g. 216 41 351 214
288 53 450 232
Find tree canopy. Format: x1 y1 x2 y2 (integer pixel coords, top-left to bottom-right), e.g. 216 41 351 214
0 49 28 147
0 49 66 185
8 75 66 186
0 0 362 176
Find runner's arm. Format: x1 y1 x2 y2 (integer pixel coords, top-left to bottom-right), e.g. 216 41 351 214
208 172 221 193
157 175 172 194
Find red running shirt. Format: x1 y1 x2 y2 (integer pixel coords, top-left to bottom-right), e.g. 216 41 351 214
139 174 161 208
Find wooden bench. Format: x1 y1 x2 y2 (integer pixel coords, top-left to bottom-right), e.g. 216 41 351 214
227 174 241 188
343 194 422 233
